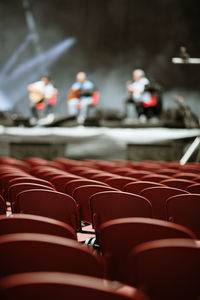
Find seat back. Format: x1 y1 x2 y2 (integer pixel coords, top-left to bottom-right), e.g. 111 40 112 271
173 172 199 181
0 233 103 278
0 195 6 215
166 193 200 238
14 189 79 230
73 185 117 223
127 239 200 300
51 174 81 192
48 92 57 106
90 191 152 232
123 181 163 194
8 183 54 206
140 174 170 183
104 177 137 190
160 178 196 190
77 170 103 179
186 183 200 194
65 179 107 196
91 173 119 183
0 214 77 240
155 168 178 176
0 272 150 300
0 173 28 198
8 177 54 189
140 186 188 219
99 217 195 282
124 171 151 180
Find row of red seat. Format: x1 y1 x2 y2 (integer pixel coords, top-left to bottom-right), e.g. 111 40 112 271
0 156 200 299
1 157 200 236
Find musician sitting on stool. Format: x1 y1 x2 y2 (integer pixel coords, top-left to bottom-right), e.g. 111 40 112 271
125 69 160 122
27 75 58 120
67 72 99 124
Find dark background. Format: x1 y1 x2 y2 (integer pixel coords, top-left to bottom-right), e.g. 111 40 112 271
0 0 200 118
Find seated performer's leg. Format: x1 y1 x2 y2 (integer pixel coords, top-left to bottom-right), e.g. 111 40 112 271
31 106 38 119
124 97 134 118
68 98 79 116
135 102 144 117
77 96 93 124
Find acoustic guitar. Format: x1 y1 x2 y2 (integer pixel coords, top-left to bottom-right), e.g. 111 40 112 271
67 89 80 101
29 91 44 104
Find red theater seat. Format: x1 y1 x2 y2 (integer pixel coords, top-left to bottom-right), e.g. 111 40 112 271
155 168 178 176
186 183 200 194
13 189 79 230
8 177 54 189
123 181 163 194
124 171 151 180
91 173 119 183
127 239 200 300
0 195 6 215
104 177 137 190
65 179 107 196
140 186 188 219
8 183 54 207
51 174 81 192
173 172 199 181
90 191 152 232
72 185 117 224
161 178 196 190
140 174 170 183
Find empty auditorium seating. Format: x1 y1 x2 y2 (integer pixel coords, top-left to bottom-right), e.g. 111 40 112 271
0 156 200 299
99 217 195 282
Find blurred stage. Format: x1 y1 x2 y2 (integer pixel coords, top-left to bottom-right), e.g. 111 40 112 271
0 126 200 161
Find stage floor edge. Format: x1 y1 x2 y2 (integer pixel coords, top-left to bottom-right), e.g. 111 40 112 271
0 126 200 161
